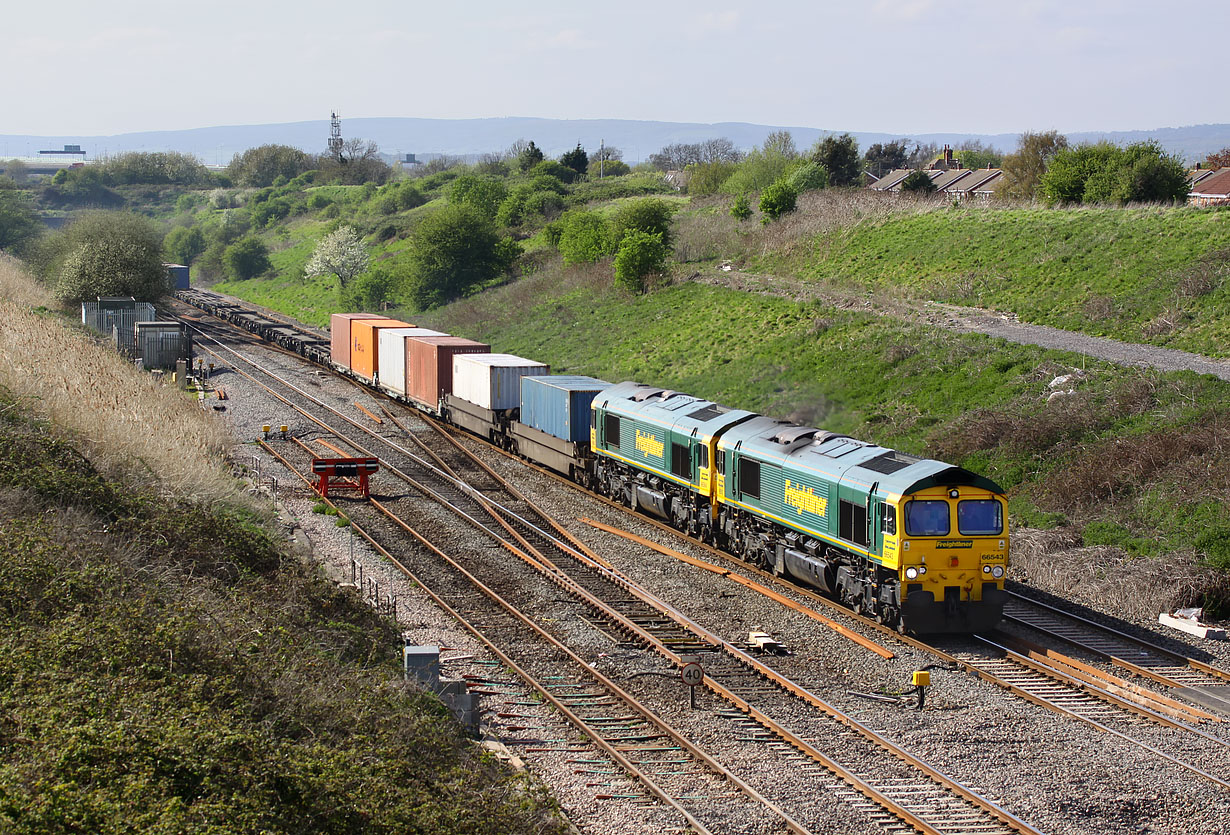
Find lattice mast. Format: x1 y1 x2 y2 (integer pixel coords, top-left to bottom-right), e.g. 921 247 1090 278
328 112 344 162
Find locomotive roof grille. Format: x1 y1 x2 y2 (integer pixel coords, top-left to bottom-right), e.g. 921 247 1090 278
687 403 730 421
860 451 918 475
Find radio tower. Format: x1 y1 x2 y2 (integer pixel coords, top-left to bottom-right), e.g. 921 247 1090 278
328 111 344 161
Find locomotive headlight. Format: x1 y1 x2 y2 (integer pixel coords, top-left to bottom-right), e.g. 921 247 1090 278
991 565 1005 579
905 567 919 580
982 564 992 574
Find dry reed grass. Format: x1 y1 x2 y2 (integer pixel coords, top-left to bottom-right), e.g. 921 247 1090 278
1011 526 1228 619
0 257 239 504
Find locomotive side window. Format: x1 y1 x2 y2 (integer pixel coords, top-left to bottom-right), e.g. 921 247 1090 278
905 500 950 536
671 442 692 480
881 504 896 535
958 500 1002 536
698 444 709 470
739 458 761 499
716 450 726 475
840 500 870 547
605 414 621 449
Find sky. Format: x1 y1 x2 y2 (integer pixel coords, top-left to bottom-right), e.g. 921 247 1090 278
4 0 1226 137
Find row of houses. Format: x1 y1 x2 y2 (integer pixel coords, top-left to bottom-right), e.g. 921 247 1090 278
867 145 1230 205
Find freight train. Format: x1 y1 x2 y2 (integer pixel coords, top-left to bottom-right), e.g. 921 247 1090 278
177 289 1008 634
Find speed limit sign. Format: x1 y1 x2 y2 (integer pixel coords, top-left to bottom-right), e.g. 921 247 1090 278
680 661 704 687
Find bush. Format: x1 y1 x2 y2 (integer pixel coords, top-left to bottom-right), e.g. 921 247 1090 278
610 198 675 249
47 211 169 304
758 179 798 222
447 175 508 220
400 204 519 309
901 169 937 194
686 161 738 195
788 162 829 192
223 236 271 280
587 159 631 178
556 210 613 264
614 230 667 293
529 159 577 184
730 193 753 221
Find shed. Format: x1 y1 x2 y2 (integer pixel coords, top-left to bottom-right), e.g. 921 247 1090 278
135 321 191 370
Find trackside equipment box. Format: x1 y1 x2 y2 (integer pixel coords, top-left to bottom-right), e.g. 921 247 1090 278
520 375 611 443
452 354 549 412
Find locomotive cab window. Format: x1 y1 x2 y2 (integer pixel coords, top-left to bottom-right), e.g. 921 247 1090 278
671 442 692 480
840 500 870 547
958 500 1002 536
738 458 760 499
905 500 950 536
698 444 709 471
881 504 896 535
604 414 621 449
716 450 726 475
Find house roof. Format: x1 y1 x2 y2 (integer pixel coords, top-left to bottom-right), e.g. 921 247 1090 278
1188 168 1218 187
931 169 973 190
869 169 914 191
1190 169 1230 198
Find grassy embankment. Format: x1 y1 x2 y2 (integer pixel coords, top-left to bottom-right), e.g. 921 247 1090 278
0 257 563 834
420 263 1230 617
756 200 1230 356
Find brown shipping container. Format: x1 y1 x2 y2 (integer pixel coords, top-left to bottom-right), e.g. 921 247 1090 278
350 318 413 381
406 335 491 409
330 313 393 368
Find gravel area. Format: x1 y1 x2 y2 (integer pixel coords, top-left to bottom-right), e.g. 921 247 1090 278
189 321 1230 835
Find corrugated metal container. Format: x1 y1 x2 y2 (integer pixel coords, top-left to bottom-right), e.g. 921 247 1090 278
376 327 445 395
405 336 491 409
165 263 190 290
453 353 549 412
330 313 394 368
520 375 611 443
135 321 189 370
350 318 413 382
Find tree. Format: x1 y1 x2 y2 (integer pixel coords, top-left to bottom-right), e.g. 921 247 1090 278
223 236 271 280
955 140 1003 171
104 151 211 186
863 140 909 179
3 159 29 185
49 211 169 304
556 210 613 264
614 231 667 293
587 158 630 178
1000 130 1068 198
1042 140 1189 205
319 139 389 185
304 226 370 288
399 204 519 309
788 162 828 193
1204 147 1230 170
762 131 798 160
686 161 738 195
901 170 937 194
649 139 741 171
810 133 861 186
517 141 545 173
560 144 589 178
905 141 939 169
591 145 623 163
164 225 206 265
447 175 509 219
0 179 42 254
227 144 313 187
610 198 674 249
529 159 578 184
759 179 798 222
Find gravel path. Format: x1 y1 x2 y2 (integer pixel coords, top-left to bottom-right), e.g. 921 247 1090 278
692 269 1230 379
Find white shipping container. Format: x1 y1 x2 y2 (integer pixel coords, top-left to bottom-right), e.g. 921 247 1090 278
376 327 445 394
453 353 549 411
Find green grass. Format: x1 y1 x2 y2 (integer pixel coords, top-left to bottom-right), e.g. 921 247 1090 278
771 204 1230 355
427 274 1230 593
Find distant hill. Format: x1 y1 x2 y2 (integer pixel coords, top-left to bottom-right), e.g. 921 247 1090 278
3 118 1228 166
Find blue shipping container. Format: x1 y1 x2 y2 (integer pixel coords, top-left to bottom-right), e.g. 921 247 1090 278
520 375 611 443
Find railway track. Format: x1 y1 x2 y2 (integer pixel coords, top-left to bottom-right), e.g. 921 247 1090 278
182 317 1046 835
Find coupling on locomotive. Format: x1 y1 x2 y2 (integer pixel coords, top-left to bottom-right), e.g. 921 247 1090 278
179 291 1009 634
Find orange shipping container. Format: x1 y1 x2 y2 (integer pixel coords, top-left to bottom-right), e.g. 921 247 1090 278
331 313 393 368
350 318 413 382
406 335 490 410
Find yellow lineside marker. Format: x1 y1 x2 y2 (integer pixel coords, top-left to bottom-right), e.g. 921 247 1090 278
579 517 895 660
354 402 383 424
